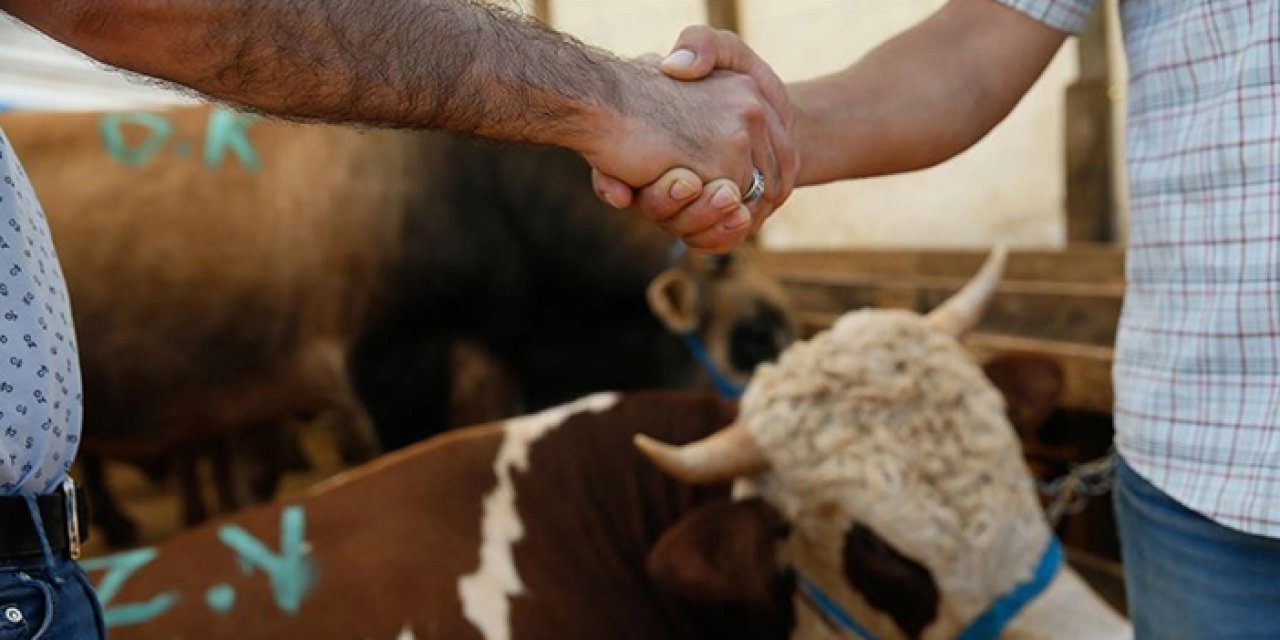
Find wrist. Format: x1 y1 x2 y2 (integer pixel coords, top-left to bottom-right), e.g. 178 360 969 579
790 80 836 187
553 59 644 157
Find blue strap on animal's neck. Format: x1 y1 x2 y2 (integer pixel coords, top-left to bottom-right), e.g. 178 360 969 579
955 537 1063 640
667 240 745 400
795 571 878 640
679 331 745 399
797 537 1064 640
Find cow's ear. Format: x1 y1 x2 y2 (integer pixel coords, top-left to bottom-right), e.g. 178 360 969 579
647 268 700 333
647 497 787 605
981 353 1064 439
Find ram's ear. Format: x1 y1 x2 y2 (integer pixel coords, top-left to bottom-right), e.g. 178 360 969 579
647 268 700 334
647 497 786 606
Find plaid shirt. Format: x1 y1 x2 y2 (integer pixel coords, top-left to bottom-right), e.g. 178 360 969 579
1000 0 1280 537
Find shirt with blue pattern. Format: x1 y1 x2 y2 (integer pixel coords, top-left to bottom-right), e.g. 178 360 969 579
0 126 83 495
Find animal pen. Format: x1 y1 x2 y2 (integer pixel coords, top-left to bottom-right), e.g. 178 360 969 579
0 0 1154 638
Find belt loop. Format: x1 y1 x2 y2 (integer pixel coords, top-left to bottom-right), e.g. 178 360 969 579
19 492 58 577
62 477 81 560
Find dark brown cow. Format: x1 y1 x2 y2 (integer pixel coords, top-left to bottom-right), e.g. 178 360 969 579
0 105 795 545
82 391 792 640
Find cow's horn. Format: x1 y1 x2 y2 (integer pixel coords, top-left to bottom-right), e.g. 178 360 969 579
925 246 1007 337
634 422 768 484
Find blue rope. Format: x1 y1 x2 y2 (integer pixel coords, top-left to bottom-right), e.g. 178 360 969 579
668 240 746 400
678 331 744 399
956 537 1063 640
796 571 879 640
795 537 1064 640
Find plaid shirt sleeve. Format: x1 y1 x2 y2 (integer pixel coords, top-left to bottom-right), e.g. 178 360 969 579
991 0 1098 34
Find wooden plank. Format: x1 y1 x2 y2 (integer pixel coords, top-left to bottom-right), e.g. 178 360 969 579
965 333 1114 414
792 312 1114 413
704 0 740 32
757 246 1126 284
1065 4 1116 242
532 0 551 23
1067 548 1127 613
780 275 1122 345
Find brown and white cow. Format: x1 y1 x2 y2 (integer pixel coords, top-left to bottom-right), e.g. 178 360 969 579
0 105 795 544
84 254 1128 640
84 391 790 640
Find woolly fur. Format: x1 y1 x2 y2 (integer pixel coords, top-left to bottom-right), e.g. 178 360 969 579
740 309 1050 632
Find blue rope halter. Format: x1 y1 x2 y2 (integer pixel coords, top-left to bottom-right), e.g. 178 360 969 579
796 537 1064 640
666 241 746 399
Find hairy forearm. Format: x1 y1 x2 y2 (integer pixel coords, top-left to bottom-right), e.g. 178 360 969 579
789 0 1066 186
5 0 641 150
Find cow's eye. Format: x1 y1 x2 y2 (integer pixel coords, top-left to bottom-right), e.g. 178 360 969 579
729 306 788 372
842 524 940 640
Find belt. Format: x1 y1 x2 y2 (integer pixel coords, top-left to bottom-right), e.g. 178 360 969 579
0 478 89 559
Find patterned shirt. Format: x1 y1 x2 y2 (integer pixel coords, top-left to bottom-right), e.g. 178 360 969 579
0 126 83 495
1000 0 1280 537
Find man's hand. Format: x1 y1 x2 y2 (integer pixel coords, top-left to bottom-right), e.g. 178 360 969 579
582 63 789 219
592 26 798 253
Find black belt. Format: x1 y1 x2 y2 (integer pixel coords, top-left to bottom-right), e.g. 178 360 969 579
0 479 89 559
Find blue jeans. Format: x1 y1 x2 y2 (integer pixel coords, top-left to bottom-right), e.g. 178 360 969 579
1114 455 1280 639
0 496 106 640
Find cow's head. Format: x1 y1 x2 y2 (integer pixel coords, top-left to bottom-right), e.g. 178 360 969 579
647 249 797 389
636 249 1071 639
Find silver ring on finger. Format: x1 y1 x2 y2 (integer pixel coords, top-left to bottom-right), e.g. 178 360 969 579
741 168 765 205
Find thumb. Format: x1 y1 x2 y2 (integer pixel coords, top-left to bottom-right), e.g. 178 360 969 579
660 25 720 80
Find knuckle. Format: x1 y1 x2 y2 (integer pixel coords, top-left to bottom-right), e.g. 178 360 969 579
730 74 756 93
679 24 713 44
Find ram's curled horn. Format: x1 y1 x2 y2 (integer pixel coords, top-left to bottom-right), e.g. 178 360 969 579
925 245 1008 337
633 422 769 484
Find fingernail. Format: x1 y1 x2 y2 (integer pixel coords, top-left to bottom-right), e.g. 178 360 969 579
710 186 737 210
663 49 697 69
722 207 752 231
602 190 623 209
669 179 696 201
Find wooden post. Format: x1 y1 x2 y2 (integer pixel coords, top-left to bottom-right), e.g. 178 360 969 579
704 0 740 32
1064 2 1116 243
532 0 552 24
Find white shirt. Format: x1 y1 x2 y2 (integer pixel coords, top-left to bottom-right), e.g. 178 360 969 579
0 126 83 495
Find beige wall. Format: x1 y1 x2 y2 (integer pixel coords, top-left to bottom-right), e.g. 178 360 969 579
544 0 1085 250
547 0 705 56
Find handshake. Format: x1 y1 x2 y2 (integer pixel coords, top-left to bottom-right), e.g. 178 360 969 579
581 26 801 254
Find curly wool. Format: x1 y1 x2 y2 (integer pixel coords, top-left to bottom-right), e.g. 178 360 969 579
740 309 1049 620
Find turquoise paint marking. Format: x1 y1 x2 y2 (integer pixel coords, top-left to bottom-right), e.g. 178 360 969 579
205 583 236 614
79 548 180 628
216 505 316 615
99 113 173 167
204 108 262 172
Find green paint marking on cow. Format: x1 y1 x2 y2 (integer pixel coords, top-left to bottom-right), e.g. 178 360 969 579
97 107 261 171
204 108 262 172
205 583 236 614
216 505 316 615
99 113 173 167
79 547 180 628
